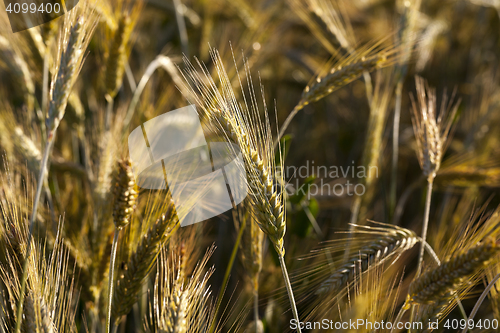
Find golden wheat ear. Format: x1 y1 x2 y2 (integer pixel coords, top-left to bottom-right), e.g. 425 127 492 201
112 159 138 229
145 245 215 332
178 49 302 331
47 2 98 137
278 38 402 141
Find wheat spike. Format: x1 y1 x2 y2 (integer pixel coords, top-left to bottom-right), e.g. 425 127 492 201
436 166 500 188
38 296 56 333
105 14 133 98
317 224 418 294
148 246 215 333
112 202 179 320
46 12 94 137
298 55 386 109
161 289 188 333
409 238 500 304
112 159 138 229
414 293 453 333
216 113 286 255
179 49 300 330
410 76 459 180
21 293 36 333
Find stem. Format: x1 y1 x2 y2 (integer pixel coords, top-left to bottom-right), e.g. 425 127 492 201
106 229 120 333
123 56 181 129
14 137 54 333
275 104 304 147
392 175 425 225
208 219 246 333
363 71 373 107
344 194 361 261
390 301 409 333
253 288 259 333
460 273 500 333
125 60 137 91
416 177 434 277
111 322 119 333
410 178 434 326
390 80 403 216
278 255 302 333
173 0 189 56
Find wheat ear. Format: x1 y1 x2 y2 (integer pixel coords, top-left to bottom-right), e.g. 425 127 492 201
105 14 133 99
278 54 387 141
410 77 459 281
414 293 453 333
112 159 138 229
15 9 96 333
111 202 179 322
409 238 500 304
149 246 215 333
179 49 301 332
216 110 300 330
317 224 418 294
106 159 138 333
